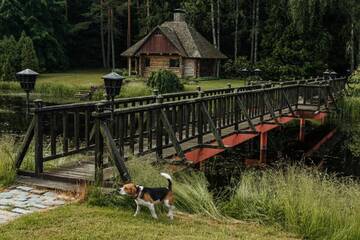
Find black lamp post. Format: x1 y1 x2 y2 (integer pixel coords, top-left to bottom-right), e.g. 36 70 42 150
330 71 337 79
323 69 330 80
254 68 262 79
102 72 124 118
240 68 250 85
346 69 352 78
16 69 39 118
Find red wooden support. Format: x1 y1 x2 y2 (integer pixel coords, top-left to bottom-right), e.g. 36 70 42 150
259 131 268 164
299 118 305 142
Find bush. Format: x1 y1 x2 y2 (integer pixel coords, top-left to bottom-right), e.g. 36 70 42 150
223 56 251 78
147 69 184 94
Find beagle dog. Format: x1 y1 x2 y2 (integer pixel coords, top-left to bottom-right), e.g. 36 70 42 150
119 173 175 220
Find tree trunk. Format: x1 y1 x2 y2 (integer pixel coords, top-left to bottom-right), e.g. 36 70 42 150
254 0 259 64
234 0 239 60
100 0 106 68
250 0 256 64
127 0 131 48
357 34 360 69
64 0 68 20
217 0 220 50
111 8 115 70
350 21 355 71
216 0 220 77
107 7 111 68
210 0 217 48
146 0 150 33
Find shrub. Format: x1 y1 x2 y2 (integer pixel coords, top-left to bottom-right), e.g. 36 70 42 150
147 69 184 94
223 56 251 78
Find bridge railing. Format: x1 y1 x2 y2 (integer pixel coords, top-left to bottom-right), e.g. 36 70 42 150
14 76 346 182
91 80 342 182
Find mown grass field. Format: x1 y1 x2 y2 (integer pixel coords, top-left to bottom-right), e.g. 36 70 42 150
0 204 297 240
0 69 244 104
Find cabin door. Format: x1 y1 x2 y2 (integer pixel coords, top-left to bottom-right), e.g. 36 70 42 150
183 59 195 77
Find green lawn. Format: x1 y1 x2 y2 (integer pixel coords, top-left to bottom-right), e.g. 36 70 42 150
38 69 244 91
0 69 244 104
0 204 297 240
38 69 108 88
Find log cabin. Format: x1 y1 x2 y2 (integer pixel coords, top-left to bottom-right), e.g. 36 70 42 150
121 9 227 78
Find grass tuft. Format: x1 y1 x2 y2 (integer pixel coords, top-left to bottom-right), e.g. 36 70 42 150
0 136 17 186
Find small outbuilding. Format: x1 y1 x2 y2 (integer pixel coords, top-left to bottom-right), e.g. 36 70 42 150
121 9 227 78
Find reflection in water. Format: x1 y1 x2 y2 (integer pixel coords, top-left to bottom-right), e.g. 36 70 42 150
0 95 30 134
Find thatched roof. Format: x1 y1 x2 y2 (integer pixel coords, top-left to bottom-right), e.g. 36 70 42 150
121 21 227 59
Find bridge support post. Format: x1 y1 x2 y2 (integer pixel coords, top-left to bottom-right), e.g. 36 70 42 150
299 118 305 142
95 103 104 185
34 99 44 176
259 132 268 164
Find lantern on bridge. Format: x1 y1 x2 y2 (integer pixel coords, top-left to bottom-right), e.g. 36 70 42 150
103 72 124 100
330 71 337 79
240 68 250 85
16 69 39 118
323 70 330 80
102 72 125 118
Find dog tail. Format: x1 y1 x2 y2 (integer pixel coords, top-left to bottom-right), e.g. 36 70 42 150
160 173 172 191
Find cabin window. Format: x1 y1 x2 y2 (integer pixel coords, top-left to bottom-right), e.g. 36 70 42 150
169 58 180 68
144 57 151 67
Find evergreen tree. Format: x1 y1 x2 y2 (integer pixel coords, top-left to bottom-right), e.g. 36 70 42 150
20 37 39 71
1 56 16 81
0 35 20 79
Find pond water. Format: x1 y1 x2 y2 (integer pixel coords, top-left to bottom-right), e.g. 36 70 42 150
0 95 29 134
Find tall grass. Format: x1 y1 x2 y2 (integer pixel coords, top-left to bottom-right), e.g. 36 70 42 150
0 136 17 186
223 165 360 239
88 157 360 239
88 157 223 220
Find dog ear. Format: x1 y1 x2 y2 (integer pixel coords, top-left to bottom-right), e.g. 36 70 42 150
129 184 137 196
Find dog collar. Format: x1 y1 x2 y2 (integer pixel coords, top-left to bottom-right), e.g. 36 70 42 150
134 185 143 199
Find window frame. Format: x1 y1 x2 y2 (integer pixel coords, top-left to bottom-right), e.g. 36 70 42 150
169 58 180 68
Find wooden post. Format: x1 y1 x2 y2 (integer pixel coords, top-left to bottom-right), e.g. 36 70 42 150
135 58 138 76
299 118 305 142
279 82 283 115
139 56 143 77
260 84 265 123
34 99 44 175
128 57 132 76
95 103 104 185
155 95 164 160
296 80 300 110
197 90 204 144
259 131 268 164
180 56 184 78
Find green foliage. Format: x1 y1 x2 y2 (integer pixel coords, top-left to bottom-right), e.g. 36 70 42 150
223 56 251 78
0 35 20 81
147 69 184 94
223 165 360 239
1 56 16 81
20 35 39 71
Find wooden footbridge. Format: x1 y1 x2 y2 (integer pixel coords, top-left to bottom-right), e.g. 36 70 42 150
14 77 347 186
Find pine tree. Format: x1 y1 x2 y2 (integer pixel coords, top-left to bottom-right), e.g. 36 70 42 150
20 37 39 71
1 56 16 81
